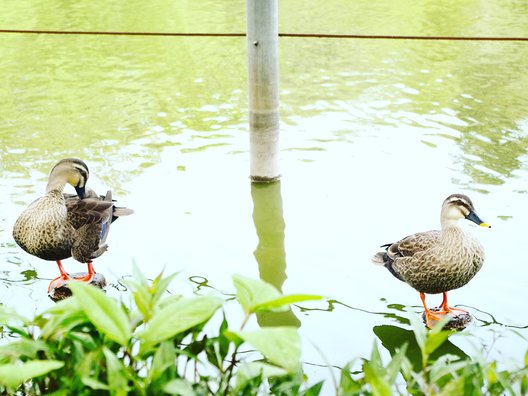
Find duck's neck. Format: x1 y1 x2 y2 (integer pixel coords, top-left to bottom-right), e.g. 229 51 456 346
46 178 67 194
440 217 459 230
440 218 468 243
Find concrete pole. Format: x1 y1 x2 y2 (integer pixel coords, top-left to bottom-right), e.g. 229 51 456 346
246 0 280 182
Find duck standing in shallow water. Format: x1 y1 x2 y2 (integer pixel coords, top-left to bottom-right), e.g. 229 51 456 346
372 194 490 328
13 158 133 292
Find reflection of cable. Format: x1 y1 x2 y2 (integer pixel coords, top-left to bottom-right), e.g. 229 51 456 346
458 304 528 329
296 298 528 330
0 29 527 41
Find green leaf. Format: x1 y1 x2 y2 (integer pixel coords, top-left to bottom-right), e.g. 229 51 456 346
429 355 469 383
424 331 453 357
152 271 179 304
252 294 323 312
68 331 98 350
408 313 426 351
233 274 283 314
235 327 300 372
304 380 324 396
138 295 222 347
487 361 497 385
125 268 179 323
124 278 153 321
369 340 383 369
82 377 109 390
163 378 195 396
148 341 176 383
132 261 150 287
78 350 106 389
0 306 28 326
223 330 244 348
363 360 392 396
339 361 363 394
373 324 469 373
437 375 465 396
103 347 129 395
0 339 50 363
235 362 289 390
38 296 85 338
218 314 230 362
69 281 131 346
364 341 404 395
0 360 64 388
157 294 183 310
521 373 528 395
495 369 516 395
0 306 30 339
206 315 231 369
385 344 408 384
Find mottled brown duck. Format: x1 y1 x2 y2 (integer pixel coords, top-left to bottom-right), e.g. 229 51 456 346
12 158 133 292
372 194 490 328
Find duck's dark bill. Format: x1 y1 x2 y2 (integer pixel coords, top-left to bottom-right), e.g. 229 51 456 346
466 211 491 228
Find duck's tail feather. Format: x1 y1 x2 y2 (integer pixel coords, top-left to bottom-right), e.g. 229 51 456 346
113 207 134 216
372 243 392 265
112 207 134 224
372 251 387 265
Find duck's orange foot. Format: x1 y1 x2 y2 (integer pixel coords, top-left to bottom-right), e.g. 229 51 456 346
47 271 94 294
48 273 71 293
71 272 96 283
422 307 472 331
439 306 469 317
48 272 107 302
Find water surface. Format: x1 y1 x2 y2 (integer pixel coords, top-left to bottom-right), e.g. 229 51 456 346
1 0 528 392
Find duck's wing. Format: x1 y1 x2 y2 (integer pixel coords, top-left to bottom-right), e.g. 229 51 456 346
65 191 133 262
66 196 114 262
66 197 114 231
373 230 440 282
387 230 441 260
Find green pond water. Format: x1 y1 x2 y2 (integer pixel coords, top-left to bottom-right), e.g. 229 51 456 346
1 0 528 392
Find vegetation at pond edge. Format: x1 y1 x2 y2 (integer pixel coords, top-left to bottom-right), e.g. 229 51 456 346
0 268 526 395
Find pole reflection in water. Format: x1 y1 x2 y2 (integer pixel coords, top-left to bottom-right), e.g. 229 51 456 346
251 181 301 328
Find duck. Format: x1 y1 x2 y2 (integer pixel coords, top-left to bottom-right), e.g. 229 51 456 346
12 158 133 292
372 193 490 328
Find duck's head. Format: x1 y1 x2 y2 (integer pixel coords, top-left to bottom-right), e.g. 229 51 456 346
47 158 90 199
441 194 490 228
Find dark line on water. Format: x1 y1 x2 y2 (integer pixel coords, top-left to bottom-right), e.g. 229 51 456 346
0 29 527 41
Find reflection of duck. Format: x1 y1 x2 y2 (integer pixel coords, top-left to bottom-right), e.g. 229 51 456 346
372 194 490 327
13 158 133 292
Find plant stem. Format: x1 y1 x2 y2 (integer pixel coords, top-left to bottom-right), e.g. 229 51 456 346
240 314 250 330
223 345 240 395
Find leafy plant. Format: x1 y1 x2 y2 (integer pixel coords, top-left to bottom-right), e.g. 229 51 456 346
338 314 528 396
0 269 527 395
0 269 322 395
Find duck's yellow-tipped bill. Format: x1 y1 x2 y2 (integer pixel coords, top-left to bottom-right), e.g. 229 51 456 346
466 211 490 228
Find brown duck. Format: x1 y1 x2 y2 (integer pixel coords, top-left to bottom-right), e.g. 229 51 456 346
372 194 490 327
13 158 133 292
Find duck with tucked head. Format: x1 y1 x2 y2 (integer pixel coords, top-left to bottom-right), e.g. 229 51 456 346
372 194 490 328
13 158 133 293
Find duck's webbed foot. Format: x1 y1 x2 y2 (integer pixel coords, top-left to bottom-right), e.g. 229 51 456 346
48 260 72 292
421 292 472 330
435 291 468 317
71 261 96 283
